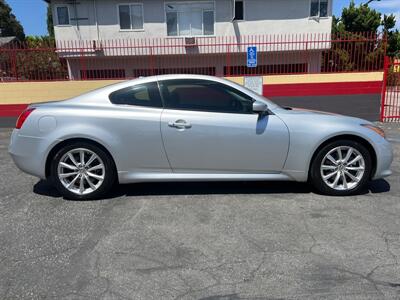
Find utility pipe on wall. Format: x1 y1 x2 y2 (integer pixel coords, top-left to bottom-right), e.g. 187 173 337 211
93 0 100 41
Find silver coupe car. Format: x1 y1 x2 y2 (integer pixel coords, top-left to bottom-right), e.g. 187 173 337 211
9 75 393 199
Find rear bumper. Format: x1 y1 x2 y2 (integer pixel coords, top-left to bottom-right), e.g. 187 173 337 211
8 130 47 179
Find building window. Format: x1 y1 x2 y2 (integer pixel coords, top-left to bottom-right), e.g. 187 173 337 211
56 6 70 25
118 4 144 30
224 64 308 76
233 0 244 21
133 67 216 77
80 69 126 80
165 2 214 36
310 0 328 18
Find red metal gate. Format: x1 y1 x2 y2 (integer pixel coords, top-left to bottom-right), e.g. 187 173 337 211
381 56 400 121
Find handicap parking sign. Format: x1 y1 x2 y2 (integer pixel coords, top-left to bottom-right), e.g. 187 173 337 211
247 46 257 68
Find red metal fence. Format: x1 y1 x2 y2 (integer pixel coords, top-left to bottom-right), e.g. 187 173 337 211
0 32 386 82
381 57 400 121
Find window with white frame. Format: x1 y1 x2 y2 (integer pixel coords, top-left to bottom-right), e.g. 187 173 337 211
118 4 144 30
56 6 70 25
310 0 328 18
165 2 214 36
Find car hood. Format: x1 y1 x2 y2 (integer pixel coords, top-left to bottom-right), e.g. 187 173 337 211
285 107 339 116
274 106 374 126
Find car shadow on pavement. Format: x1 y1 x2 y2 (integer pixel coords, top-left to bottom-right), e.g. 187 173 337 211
33 178 391 201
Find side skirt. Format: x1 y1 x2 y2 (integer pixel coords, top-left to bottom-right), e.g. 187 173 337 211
118 172 297 184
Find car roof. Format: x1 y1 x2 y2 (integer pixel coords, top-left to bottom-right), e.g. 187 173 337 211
121 74 236 87
84 74 240 96
68 74 278 109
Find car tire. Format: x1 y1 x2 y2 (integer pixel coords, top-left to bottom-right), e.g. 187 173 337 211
50 141 116 200
309 140 372 196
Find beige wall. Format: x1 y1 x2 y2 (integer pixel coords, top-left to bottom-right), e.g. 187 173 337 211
0 80 121 104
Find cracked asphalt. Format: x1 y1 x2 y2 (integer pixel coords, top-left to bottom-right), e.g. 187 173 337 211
0 124 400 299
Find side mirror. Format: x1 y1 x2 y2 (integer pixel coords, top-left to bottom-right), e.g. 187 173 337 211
252 101 269 113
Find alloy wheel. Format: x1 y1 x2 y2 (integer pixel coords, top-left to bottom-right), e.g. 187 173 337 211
320 146 365 191
57 148 105 195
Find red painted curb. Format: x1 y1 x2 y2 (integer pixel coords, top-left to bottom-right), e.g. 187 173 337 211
0 104 28 117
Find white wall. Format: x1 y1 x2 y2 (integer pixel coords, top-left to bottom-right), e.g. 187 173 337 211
51 0 333 42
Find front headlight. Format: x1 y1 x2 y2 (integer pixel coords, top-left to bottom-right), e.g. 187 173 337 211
361 124 386 138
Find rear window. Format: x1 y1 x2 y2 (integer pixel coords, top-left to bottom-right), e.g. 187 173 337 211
109 82 162 108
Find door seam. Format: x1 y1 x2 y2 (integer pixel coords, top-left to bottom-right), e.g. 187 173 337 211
159 108 174 173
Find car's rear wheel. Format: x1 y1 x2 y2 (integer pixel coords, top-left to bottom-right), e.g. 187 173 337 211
50 142 116 200
310 140 372 196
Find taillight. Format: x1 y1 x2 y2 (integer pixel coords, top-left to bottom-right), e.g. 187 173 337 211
16 108 35 129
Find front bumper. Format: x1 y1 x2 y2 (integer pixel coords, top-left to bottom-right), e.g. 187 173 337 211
8 129 47 179
372 137 393 180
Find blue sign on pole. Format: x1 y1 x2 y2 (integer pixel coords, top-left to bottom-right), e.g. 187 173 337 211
247 46 257 68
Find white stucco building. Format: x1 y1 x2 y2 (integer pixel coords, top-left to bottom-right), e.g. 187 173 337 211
46 0 333 79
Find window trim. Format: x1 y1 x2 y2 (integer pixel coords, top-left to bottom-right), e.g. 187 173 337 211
117 3 145 32
309 0 329 19
233 0 245 22
159 79 255 115
164 1 216 37
55 5 71 26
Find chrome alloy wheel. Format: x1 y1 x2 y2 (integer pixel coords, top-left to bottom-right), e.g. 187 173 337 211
57 148 105 195
320 146 365 191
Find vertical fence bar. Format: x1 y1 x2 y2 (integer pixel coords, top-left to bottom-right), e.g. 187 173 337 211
226 43 231 77
380 56 390 122
11 49 18 81
80 46 86 80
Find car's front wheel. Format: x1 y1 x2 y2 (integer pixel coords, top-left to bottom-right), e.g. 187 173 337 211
50 142 116 200
310 140 372 196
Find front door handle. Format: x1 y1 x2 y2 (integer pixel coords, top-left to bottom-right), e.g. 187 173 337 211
168 119 192 129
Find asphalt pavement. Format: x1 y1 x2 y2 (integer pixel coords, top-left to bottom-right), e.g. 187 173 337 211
0 124 400 299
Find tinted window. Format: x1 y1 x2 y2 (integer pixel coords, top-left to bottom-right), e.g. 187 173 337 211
57 6 70 25
310 0 328 17
160 79 253 114
320 0 328 17
234 0 244 21
118 4 144 30
131 4 144 29
203 11 214 35
109 82 162 108
310 0 319 17
166 12 178 36
119 5 131 29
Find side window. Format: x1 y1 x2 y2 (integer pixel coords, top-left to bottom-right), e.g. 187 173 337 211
160 79 253 114
109 82 162 108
